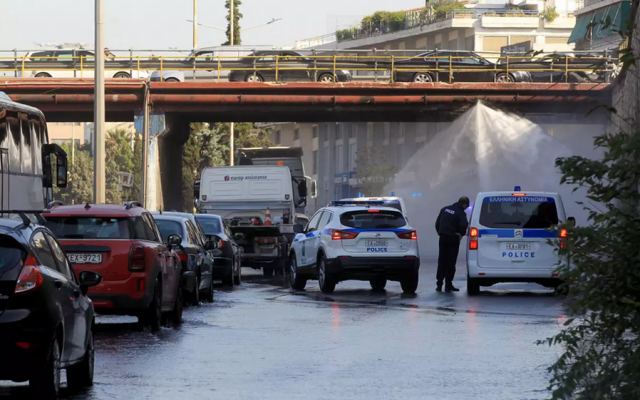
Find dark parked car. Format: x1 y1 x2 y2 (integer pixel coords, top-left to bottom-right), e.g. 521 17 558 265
153 213 215 303
228 50 352 83
44 203 183 331
498 53 613 83
393 50 531 83
0 214 101 398
195 213 242 287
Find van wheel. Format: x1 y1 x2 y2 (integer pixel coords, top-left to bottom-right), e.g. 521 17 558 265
370 278 387 292
467 278 480 296
400 271 419 294
30 336 61 398
67 329 94 389
318 256 336 294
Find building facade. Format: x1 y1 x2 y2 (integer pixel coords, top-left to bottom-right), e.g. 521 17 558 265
568 0 631 52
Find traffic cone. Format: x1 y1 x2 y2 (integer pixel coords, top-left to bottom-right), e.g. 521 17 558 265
264 208 273 226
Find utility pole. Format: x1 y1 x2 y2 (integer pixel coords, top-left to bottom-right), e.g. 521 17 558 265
193 0 198 49
229 0 235 166
94 0 106 203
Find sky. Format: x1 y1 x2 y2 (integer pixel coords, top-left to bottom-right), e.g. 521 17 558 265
3 0 425 51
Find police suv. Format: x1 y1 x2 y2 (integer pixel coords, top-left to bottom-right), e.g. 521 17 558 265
466 188 569 295
288 203 420 294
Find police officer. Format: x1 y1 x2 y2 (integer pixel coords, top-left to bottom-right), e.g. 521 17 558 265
435 196 470 292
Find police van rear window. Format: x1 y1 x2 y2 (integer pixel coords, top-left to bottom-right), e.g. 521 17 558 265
479 196 558 229
340 210 406 229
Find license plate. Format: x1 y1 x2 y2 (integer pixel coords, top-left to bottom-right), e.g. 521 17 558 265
365 239 388 247
68 253 102 264
504 242 532 251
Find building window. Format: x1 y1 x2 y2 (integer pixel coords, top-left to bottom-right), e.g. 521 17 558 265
294 128 300 141
312 125 319 139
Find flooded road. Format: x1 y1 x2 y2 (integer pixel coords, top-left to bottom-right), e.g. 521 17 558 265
1 261 564 400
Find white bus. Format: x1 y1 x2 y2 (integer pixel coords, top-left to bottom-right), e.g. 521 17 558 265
0 92 67 211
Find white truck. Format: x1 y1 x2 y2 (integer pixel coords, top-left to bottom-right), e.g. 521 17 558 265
197 166 299 277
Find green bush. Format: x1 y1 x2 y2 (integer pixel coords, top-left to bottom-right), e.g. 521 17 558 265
544 6 559 22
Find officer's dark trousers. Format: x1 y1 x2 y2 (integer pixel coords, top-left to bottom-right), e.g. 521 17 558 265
437 235 461 288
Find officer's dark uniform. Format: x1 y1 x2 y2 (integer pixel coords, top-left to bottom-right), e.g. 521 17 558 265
435 201 469 291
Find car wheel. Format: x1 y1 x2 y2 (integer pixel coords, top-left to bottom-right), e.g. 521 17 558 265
202 274 215 302
164 77 180 82
245 73 264 82
318 73 336 83
467 277 480 296
289 255 307 290
233 260 242 286
222 268 234 287
191 274 201 306
370 277 387 292
413 72 433 83
34 72 52 78
263 266 274 277
67 328 94 389
318 256 336 294
146 277 162 331
30 336 61 399
495 72 515 83
400 270 419 295
113 71 131 79
170 288 184 326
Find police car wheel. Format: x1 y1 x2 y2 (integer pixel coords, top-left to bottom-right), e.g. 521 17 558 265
289 256 307 290
467 278 480 296
400 272 418 294
318 257 336 294
370 278 386 292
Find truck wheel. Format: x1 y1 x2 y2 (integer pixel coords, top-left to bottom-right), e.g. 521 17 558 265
400 271 419 295
370 277 387 292
467 277 480 296
263 266 274 277
67 329 94 389
318 256 336 294
289 255 307 290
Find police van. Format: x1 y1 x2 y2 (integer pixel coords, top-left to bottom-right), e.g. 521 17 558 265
466 188 570 295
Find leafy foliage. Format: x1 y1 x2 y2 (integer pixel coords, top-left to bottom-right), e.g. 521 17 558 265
544 6 559 22
541 129 640 399
223 0 242 45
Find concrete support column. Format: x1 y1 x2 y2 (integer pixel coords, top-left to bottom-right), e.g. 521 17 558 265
158 115 191 211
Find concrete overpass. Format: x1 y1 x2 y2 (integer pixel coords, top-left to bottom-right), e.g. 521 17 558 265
0 78 613 210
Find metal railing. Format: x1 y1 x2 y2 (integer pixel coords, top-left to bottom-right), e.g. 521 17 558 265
0 49 617 84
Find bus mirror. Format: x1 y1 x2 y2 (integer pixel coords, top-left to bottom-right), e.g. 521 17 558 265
42 152 53 188
56 153 68 188
310 179 317 199
297 180 307 198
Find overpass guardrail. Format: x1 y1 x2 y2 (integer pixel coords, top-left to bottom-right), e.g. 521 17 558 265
0 49 618 84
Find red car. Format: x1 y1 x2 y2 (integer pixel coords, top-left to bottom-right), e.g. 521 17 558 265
44 203 183 331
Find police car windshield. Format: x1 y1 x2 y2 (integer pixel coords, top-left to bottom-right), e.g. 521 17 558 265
46 217 131 239
479 196 558 229
340 210 406 229
0 237 24 272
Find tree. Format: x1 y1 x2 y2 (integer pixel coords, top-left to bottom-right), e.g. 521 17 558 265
540 129 640 399
105 128 136 204
223 0 242 45
55 143 94 204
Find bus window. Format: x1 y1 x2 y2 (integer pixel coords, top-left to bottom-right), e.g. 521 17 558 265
31 121 43 175
8 118 20 174
21 119 32 174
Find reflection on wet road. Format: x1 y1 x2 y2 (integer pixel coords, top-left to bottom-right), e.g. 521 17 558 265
0 263 563 400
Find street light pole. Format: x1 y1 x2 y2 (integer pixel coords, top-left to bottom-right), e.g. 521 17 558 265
193 0 198 49
229 0 235 166
94 0 106 203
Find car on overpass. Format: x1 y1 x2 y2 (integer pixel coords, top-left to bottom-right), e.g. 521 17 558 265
497 52 615 83
228 50 353 83
392 50 531 83
21 49 149 79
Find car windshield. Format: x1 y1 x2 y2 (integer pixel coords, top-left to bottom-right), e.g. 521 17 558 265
0 237 24 272
45 217 131 239
155 220 183 242
195 216 222 234
479 196 559 229
340 210 406 229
